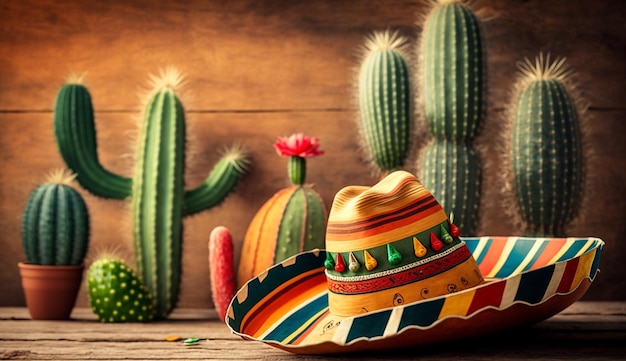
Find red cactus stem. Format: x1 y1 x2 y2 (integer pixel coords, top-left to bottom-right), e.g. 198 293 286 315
209 226 237 322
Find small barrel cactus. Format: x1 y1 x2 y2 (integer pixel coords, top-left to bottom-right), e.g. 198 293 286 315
87 258 155 323
21 169 89 265
508 53 585 236
417 0 485 235
357 30 413 175
237 134 327 287
209 226 236 321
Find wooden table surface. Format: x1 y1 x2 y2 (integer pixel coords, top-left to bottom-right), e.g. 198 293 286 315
1 302 625 360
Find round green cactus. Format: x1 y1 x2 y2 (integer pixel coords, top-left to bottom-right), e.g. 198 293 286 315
21 170 89 266
87 258 155 323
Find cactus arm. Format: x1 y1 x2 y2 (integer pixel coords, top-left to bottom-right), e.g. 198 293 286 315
183 147 249 216
54 84 132 199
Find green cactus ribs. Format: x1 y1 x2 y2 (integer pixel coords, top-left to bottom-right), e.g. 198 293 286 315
418 0 484 235
511 54 584 236
420 141 480 234
358 30 412 174
421 1 483 141
87 258 155 323
22 170 89 266
274 186 327 263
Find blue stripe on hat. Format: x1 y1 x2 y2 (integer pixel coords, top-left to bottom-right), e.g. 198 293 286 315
514 264 555 304
474 238 492 266
590 244 603 280
556 239 589 262
494 239 537 278
265 293 328 342
345 310 393 343
398 298 445 331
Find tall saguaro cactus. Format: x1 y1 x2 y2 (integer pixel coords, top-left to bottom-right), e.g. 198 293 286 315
418 0 484 235
357 30 413 176
54 69 249 319
508 54 585 236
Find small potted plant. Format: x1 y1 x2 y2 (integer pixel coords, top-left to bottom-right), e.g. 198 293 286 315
18 169 90 320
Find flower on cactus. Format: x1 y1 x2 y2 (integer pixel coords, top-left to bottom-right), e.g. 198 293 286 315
274 133 324 158
274 133 324 185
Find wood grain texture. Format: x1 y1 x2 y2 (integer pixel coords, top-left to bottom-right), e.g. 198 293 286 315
1 0 625 309
0 303 625 360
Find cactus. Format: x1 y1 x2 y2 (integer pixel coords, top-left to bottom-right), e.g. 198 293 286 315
209 226 236 321
357 30 413 175
53 68 249 319
417 0 484 235
508 54 584 236
237 134 327 287
21 169 89 266
87 258 155 323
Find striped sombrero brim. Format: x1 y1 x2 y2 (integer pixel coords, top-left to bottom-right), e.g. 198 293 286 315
226 237 604 355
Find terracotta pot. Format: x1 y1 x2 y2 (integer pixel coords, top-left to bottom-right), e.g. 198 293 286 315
18 262 84 320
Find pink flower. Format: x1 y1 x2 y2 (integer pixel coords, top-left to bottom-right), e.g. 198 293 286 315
274 133 324 158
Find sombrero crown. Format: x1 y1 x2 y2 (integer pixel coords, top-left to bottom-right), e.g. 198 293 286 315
324 170 484 316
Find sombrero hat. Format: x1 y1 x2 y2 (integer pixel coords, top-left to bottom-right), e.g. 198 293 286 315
226 171 604 354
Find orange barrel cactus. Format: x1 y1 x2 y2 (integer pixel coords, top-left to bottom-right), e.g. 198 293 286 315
237 134 327 287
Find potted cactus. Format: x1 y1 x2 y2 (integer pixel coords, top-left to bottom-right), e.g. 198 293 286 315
18 169 90 320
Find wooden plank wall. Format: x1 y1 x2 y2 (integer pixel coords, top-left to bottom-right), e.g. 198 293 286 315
1 0 624 308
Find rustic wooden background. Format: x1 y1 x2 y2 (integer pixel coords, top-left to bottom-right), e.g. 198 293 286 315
1 0 624 309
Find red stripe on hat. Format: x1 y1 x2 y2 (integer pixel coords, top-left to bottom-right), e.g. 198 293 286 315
326 198 440 240
476 237 508 276
466 280 506 315
291 309 332 345
529 238 567 270
556 257 580 294
327 246 472 294
327 194 436 232
241 270 326 337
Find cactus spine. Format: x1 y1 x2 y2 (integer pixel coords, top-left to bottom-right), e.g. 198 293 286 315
53 69 249 319
509 54 584 236
418 0 484 234
358 30 413 175
22 170 89 266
